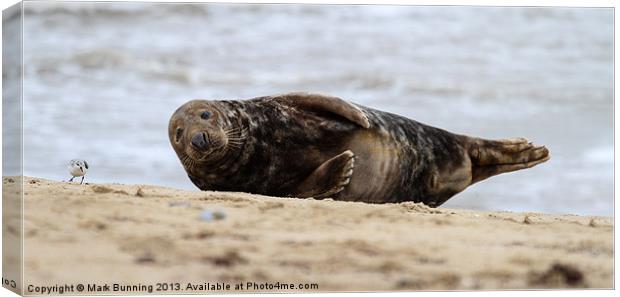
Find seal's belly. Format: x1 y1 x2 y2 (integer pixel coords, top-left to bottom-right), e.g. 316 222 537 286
336 128 405 203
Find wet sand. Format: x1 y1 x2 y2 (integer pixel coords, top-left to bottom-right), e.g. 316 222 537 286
7 176 613 292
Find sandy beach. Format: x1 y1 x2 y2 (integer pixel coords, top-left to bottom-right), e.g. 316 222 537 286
6 176 613 292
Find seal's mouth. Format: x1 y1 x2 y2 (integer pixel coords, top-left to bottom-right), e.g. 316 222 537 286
179 126 248 170
184 133 227 163
180 148 213 171
186 148 209 162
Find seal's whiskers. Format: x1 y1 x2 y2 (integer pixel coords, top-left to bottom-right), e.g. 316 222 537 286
180 154 198 169
224 127 248 149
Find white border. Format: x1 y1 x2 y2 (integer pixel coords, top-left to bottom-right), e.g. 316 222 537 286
0 1 616 297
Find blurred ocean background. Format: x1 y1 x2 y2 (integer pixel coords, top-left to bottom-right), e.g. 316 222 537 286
7 2 613 215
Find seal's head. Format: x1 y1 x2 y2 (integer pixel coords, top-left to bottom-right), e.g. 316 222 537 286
168 100 245 172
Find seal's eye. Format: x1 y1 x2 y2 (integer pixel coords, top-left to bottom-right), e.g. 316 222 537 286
175 128 183 143
200 111 211 120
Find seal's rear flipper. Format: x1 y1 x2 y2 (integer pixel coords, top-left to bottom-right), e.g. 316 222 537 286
470 137 550 184
290 150 356 199
271 92 371 128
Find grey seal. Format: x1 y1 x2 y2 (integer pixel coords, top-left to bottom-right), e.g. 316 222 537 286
168 92 550 207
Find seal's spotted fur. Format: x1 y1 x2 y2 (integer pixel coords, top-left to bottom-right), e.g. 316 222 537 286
169 92 549 207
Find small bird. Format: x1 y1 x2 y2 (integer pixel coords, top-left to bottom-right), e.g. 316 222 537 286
67 159 89 184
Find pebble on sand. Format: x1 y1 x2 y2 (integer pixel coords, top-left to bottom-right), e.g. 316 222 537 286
200 210 226 222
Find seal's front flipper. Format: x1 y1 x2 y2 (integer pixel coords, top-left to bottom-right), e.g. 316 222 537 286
291 150 356 199
470 137 550 184
271 92 371 128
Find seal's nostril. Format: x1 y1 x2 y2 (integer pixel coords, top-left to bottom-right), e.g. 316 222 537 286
191 132 209 150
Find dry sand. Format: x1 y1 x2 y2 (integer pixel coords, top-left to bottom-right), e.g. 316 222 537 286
4 176 613 293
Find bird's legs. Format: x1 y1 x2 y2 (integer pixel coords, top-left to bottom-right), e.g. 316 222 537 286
80 176 85 184
69 176 75 182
